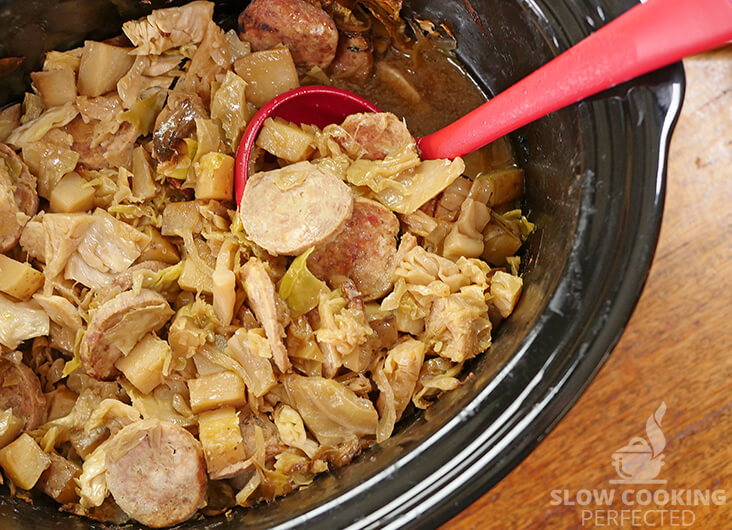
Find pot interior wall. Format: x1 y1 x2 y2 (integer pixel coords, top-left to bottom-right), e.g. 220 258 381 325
0 0 585 528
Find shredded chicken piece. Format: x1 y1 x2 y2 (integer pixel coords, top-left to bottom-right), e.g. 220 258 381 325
241 258 292 373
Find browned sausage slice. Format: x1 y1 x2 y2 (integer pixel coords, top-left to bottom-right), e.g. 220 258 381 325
337 112 413 160
330 32 374 84
105 419 207 528
81 289 174 380
308 198 399 301
240 161 353 256
238 0 339 70
0 358 46 429
0 143 38 252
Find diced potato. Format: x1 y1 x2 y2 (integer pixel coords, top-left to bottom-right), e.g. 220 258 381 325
234 48 299 107
482 223 522 266
31 69 77 108
490 271 523 318
0 433 51 489
178 257 214 295
0 410 23 449
77 41 134 97
49 171 95 213
115 333 170 394
256 118 315 162
36 452 80 504
475 168 524 207
0 255 44 301
161 201 203 237
195 152 234 201
139 227 180 264
198 407 249 479
45 387 78 422
187 371 246 413
131 145 156 200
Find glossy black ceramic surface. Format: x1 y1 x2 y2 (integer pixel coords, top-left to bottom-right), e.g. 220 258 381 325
0 0 684 528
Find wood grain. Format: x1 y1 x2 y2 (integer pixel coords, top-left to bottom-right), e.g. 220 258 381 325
443 48 732 530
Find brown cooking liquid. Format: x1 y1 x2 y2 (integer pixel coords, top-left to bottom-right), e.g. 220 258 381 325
332 45 516 177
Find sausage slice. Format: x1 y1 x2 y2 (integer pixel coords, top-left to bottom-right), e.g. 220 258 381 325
105 419 207 528
338 112 413 160
0 143 38 252
81 289 174 380
238 0 339 70
0 358 46 429
308 198 399 301
240 161 353 256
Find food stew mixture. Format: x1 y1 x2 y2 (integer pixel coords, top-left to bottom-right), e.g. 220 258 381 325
0 0 532 527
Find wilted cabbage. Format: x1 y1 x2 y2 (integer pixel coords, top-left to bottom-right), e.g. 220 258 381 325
211 71 248 151
6 103 78 149
0 294 50 349
278 247 329 318
283 374 378 446
123 0 214 55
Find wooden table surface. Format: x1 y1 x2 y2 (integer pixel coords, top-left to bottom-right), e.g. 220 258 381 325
444 48 732 530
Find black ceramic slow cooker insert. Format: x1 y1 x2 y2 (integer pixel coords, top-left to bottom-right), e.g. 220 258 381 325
0 0 683 528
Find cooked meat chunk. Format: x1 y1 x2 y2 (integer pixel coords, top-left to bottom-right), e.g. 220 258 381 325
81 289 174 380
338 112 413 160
308 198 399 301
330 31 373 84
0 358 47 429
240 161 353 256
65 118 140 170
152 93 207 164
105 419 207 528
241 258 291 373
238 0 339 70
0 143 38 252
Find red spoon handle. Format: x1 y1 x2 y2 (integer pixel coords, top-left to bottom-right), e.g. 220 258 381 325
417 0 732 160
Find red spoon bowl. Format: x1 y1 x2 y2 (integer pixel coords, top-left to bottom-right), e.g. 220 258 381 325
234 86 379 205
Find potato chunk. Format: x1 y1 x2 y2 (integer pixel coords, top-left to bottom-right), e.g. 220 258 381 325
0 255 44 300
234 48 298 107
139 227 180 264
490 271 523 318
115 333 171 394
198 407 249 479
179 257 214 295
476 168 524 207
0 433 51 489
256 118 314 162
195 152 234 201
49 171 95 213
187 371 247 413
78 41 134 97
31 69 77 107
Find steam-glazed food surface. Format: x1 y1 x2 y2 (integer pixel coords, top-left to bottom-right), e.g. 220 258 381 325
0 1 532 527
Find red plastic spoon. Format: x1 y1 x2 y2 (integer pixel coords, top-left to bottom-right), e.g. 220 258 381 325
235 0 732 205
